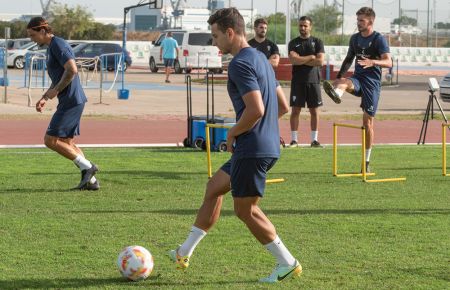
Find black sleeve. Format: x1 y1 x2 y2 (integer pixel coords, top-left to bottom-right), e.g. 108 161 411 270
337 36 356 79
271 41 280 56
316 38 325 54
288 39 295 53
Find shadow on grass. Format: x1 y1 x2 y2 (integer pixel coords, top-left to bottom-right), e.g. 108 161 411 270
0 275 256 289
71 208 450 216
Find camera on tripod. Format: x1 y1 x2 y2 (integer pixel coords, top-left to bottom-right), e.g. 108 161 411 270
428 77 440 93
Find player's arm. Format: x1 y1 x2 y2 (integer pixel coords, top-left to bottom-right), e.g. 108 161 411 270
289 51 315 65
276 85 289 118
43 59 77 101
336 52 355 79
269 53 280 68
304 52 325 67
358 52 392 69
226 90 264 152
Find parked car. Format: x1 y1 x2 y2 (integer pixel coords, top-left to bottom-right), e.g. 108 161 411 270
72 42 132 71
149 30 223 74
1 38 32 50
440 72 450 102
68 41 86 49
7 42 46 69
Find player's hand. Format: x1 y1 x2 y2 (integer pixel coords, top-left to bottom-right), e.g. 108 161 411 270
36 97 46 113
357 56 375 69
226 131 235 153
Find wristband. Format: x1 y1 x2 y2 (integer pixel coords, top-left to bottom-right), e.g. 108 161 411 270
43 95 49 101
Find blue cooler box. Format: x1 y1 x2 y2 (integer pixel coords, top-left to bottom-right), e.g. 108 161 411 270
212 117 235 151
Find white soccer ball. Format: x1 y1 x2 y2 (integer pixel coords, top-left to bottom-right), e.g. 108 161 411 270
117 245 154 281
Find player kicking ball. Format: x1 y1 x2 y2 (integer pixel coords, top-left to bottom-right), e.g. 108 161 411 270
168 8 301 283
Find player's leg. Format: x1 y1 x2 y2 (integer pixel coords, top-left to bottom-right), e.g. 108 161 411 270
169 164 231 269
289 106 301 146
60 138 99 190
231 158 301 282
164 59 170 83
323 78 355 104
363 112 374 173
289 81 304 146
308 83 323 147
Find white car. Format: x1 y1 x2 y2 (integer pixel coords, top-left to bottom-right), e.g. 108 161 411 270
149 29 223 74
439 73 450 103
7 42 46 69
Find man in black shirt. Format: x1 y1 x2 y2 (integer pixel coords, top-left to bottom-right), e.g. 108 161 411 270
248 18 289 147
288 16 325 147
248 18 280 68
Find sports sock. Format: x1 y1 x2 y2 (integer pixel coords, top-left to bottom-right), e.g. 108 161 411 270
264 235 296 266
335 88 344 97
311 131 318 142
73 155 92 170
366 148 372 162
291 131 298 142
178 225 207 257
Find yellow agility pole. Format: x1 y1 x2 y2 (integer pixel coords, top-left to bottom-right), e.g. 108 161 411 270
333 123 375 178
443 123 450 177
205 123 285 184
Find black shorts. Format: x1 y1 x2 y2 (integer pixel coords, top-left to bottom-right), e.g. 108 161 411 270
46 103 85 138
290 82 322 108
220 157 278 198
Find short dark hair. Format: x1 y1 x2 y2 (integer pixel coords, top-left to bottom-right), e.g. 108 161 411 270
356 7 376 19
299 16 313 25
254 18 268 28
207 7 245 35
27 16 53 33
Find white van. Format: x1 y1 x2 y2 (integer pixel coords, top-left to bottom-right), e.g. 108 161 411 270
149 29 223 74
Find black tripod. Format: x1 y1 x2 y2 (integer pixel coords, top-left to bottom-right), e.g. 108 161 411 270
417 90 449 144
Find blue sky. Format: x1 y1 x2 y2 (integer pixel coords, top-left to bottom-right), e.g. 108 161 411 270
3 0 450 24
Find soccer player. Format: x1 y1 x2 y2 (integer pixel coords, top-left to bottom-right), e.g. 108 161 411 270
27 17 99 190
288 16 325 147
322 7 391 172
169 8 301 283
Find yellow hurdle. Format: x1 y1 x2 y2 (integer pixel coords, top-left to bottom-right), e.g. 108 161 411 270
333 123 406 183
442 123 450 177
205 123 285 184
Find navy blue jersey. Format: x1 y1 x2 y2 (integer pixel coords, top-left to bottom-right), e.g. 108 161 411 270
46 36 87 109
227 47 280 160
348 31 390 82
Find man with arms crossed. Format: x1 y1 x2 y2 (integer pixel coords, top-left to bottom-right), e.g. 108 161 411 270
288 16 324 147
169 8 301 283
322 7 391 172
27 17 98 190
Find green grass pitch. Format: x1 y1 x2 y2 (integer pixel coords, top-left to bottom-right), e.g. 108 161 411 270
0 146 448 289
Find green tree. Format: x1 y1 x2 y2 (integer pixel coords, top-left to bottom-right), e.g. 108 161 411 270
308 4 342 35
0 21 28 38
49 4 94 40
392 16 417 26
75 22 115 40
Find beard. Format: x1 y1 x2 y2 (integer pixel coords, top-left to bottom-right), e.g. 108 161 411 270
256 31 266 38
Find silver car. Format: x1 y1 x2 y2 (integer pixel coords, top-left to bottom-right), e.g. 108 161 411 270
7 42 46 69
440 73 450 102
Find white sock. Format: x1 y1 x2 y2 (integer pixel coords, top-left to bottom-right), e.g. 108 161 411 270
291 131 298 142
335 88 344 97
73 155 92 170
264 235 296 266
311 130 318 142
366 148 372 162
178 225 207 257
89 176 97 184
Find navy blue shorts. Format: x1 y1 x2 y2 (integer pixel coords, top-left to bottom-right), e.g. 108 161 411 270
164 58 175 67
349 76 381 117
46 103 85 138
221 157 278 198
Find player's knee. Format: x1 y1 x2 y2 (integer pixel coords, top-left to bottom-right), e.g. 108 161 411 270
44 135 57 149
233 203 252 221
